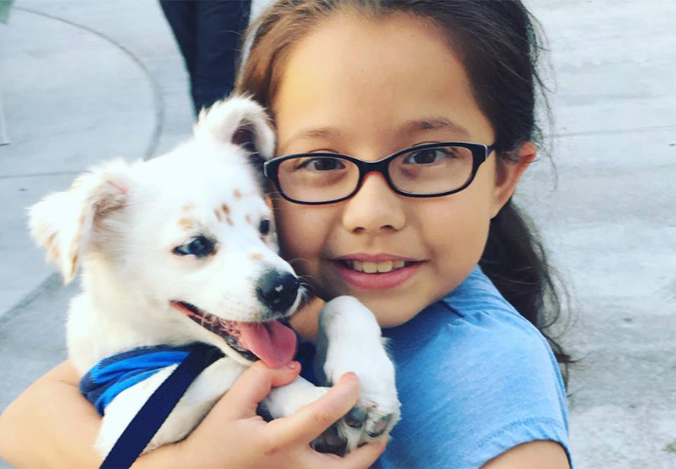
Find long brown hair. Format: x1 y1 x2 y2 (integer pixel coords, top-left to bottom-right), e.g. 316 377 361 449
236 0 572 381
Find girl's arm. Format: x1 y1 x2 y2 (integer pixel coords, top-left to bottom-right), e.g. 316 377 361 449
0 360 102 468
0 360 386 469
482 441 570 469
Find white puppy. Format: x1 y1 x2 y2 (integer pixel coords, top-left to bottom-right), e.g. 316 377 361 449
28 97 399 458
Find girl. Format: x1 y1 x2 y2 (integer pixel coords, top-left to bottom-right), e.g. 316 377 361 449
0 0 573 468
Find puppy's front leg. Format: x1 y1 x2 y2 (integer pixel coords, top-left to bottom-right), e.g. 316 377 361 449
260 375 329 420
95 357 244 457
315 296 400 452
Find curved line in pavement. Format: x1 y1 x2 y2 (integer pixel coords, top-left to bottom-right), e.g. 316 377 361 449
14 6 164 161
0 7 166 321
0 273 62 327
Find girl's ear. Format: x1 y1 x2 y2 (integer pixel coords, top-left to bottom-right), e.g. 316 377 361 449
28 160 133 283
194 95 276 160
490 142 537 218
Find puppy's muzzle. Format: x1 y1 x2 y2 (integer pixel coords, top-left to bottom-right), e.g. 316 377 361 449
256 270 301 314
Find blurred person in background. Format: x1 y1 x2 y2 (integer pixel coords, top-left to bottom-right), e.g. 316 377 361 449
160 0 252 116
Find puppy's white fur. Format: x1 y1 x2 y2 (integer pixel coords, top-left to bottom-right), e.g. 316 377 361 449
29 96 399 457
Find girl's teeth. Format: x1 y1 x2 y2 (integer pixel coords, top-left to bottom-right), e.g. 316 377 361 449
363 262 378 273
344 260 409 273
377 261 393 273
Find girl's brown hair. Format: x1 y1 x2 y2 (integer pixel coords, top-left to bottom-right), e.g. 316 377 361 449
236 0 572 380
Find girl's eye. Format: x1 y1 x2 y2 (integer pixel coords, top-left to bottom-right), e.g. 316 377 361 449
173 236 216 258
259 219 272 236
403 148 454 165
296 157 346 172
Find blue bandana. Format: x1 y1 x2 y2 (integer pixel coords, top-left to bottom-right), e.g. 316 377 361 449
81 339 315 417
80 344 203 416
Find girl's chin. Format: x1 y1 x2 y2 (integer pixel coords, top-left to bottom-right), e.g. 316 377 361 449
325 286 424 329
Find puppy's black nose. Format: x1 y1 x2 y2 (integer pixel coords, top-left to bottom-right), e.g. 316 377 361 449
256 270 300 312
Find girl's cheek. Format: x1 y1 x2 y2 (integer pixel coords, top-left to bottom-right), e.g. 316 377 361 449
274 200 330 266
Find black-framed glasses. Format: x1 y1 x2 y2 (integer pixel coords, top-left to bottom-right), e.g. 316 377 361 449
263 142 495 205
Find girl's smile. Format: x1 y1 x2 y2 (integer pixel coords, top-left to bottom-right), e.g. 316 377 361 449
330 254 425 290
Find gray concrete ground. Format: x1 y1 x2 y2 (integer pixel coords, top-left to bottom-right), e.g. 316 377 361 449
0 0 674 468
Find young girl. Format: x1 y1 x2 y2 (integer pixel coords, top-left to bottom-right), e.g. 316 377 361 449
0 0 573 468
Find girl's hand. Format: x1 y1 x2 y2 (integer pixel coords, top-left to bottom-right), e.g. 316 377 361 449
139 361 387 469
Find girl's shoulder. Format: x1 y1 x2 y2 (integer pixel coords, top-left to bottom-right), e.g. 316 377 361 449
383 266 563 370
378 266 572 469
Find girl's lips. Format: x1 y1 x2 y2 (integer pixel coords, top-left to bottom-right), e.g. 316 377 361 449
332 259 423 290
334 253 415 262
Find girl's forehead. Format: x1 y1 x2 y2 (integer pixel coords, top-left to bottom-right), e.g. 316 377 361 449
271 11 494 153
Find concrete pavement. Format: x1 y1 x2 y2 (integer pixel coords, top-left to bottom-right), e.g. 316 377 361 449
0 0 674 468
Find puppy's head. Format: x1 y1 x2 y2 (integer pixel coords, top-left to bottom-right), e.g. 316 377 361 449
29 96 305 368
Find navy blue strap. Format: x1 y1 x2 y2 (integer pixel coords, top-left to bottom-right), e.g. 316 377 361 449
99 342 224 469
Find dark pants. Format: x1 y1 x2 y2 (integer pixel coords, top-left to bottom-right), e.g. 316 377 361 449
160 0 252 116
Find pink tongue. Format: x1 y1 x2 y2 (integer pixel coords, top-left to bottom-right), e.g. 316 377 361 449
237 321 297 369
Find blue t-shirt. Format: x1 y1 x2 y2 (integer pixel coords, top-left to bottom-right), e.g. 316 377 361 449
371 266 572 469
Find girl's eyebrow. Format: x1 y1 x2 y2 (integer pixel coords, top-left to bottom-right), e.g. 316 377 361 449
402 117 470 138
286 126 343 144
285 117 469 146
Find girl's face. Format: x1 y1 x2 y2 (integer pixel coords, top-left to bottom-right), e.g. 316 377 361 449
270 12 533 328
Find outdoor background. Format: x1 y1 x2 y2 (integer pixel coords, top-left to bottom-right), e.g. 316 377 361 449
0 0 674 468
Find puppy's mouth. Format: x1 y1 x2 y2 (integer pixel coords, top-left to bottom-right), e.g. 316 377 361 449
170 301 297 369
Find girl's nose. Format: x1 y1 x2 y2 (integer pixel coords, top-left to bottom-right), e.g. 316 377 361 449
342 172 406 234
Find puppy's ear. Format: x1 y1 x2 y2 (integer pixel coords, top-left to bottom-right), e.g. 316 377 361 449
194 95 276 160
28 160 133 283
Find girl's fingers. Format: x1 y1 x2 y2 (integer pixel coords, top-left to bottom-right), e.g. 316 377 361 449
267 372 361 446
213 361 301 420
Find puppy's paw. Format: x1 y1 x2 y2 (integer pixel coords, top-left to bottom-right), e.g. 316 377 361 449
314 296 401 453
343 392 400 444
312 392 400 456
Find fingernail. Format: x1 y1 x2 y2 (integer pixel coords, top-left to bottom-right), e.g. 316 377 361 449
286 361 300 370
341 371 358 382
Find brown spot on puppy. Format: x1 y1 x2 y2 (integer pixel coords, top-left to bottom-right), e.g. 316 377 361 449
219 204 233 226
250 253 264 261
213 205 233 225
245 215 252 224
234 190 242 200
47 240 60 263
70 255 78 278
182 204 196 213
178 218 195 230
44 233 56 248
70 239 80 258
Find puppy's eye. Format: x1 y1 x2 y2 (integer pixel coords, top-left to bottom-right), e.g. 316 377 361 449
173 236 216 258
259 219 272 236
